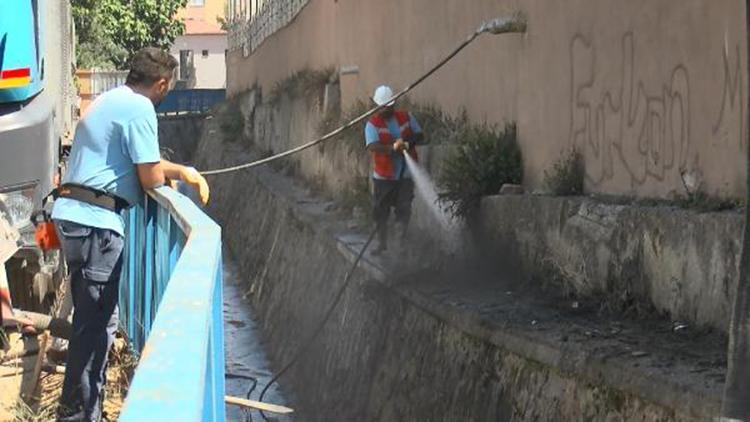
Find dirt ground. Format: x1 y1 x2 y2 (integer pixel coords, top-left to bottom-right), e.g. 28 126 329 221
0 332 134 421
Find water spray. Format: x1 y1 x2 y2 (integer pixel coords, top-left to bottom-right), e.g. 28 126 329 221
200 13 527 176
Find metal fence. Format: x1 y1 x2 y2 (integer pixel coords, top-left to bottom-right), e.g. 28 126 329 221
156 89 226 115
76 69 129 117
118 186 225 421
228 0 309 55
86 70 129 97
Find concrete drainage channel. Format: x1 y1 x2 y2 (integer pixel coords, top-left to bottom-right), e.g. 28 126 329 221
192 132 724 420
223 258 292 421
160 117 295 420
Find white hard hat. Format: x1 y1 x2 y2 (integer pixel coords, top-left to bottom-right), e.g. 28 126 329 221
372 85 395 106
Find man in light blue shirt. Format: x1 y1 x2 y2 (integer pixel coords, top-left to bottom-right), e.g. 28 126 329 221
52 48 209 422
51 84 162 236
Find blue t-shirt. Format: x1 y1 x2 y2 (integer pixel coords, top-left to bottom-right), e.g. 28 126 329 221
52 86 161 236
364 113 422 180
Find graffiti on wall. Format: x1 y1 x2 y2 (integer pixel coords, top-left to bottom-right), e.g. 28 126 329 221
569 30 747 193
713 43 746 151
568 32 691 188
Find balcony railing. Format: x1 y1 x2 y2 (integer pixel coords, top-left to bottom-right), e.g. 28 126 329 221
117 186 225 421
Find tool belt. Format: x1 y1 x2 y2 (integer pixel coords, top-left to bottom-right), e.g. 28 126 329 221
30 184 129 251
50 183 130 213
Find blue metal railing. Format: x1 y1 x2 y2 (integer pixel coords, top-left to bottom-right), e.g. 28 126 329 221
118 186 225 421
156 89 226 115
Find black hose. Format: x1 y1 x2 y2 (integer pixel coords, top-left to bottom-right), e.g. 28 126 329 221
200 31 481 176
226 372 259 421
212 14 526 419
255 152 408 421
257 225 379 420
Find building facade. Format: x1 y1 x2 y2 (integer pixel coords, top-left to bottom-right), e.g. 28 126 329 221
171 0 228 89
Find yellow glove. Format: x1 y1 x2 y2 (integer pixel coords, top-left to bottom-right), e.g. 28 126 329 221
180 166 210 205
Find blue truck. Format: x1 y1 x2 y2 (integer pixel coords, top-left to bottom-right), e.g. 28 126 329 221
0 0 76 311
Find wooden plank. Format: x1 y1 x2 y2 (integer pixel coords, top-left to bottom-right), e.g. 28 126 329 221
224 395 294 414
22 332 48 400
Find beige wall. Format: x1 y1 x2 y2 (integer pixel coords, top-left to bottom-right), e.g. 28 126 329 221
521 0 747 198
227 0 748 199
172 34 228 89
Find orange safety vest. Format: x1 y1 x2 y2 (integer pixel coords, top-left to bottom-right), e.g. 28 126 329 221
368 110 418 179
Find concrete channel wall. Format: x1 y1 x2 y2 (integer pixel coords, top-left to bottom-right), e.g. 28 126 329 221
215 85 743 333
476 195 742 334
227 0 748 199
233 87 370 204
193 117 721 420
158 115 207 163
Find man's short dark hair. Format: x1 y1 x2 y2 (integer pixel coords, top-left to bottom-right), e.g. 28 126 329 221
126 47 178 86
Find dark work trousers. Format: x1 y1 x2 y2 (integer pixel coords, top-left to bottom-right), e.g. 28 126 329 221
54 220 124 422
372 178 415 249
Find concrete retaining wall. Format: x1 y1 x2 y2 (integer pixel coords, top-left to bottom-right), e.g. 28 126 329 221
157 115 207 164
193 120 720 420
215 86 741 333
227 0 748 199
217 0 750 334
233 85 371 202
476 195 742 333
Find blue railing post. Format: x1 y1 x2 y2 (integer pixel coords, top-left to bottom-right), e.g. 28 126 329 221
125 206 138 348
142 197 156 340
118 187 224 421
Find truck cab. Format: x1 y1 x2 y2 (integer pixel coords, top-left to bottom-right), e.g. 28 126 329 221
0 0 74 311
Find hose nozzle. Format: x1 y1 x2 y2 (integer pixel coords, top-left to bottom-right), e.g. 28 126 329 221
478 13 528 35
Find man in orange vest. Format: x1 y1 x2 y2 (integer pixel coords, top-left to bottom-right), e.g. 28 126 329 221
365 85 425 254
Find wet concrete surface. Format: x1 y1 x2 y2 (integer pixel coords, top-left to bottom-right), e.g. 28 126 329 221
224 258 293 421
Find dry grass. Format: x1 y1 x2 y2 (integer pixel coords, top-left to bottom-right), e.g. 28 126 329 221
267 67 336 104
543 147 585 196
9 399 56 422
22 333 137 421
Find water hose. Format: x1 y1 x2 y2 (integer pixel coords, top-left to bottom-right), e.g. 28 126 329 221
200 14 527 176
256 226 378 420
220 14 528 419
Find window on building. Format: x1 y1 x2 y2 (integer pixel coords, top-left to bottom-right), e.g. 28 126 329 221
189 0 205 6
202 50 209 58
179 50 194 80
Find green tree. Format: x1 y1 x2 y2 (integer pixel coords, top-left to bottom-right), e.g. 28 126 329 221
72 0 187 69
